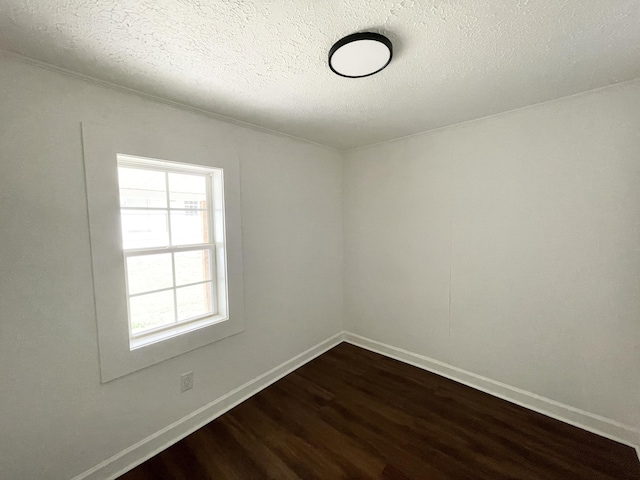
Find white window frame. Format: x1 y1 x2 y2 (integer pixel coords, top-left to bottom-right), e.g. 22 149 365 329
117 155 229 350
82 122 245 383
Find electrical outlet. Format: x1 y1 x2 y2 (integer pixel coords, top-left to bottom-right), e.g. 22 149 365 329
180 371 194 392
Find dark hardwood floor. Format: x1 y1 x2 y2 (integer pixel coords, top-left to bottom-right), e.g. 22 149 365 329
120 343 640 479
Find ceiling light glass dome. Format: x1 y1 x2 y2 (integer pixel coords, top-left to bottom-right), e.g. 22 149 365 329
329 32 393 78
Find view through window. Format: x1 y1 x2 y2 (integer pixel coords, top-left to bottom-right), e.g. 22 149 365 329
117 155 225 346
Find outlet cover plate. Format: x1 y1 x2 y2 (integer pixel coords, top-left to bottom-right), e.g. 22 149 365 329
180 371 193 392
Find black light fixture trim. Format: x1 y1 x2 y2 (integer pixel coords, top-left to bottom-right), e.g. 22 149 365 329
328 32 393 78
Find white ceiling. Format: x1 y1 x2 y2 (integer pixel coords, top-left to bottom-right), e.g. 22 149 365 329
1 1 639 149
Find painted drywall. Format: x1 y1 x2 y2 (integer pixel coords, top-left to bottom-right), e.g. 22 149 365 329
344 80 640 431
0 55 343 480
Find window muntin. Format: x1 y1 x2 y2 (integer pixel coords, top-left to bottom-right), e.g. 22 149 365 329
117 156 225 347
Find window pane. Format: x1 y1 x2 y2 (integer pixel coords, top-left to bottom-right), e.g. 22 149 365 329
177 283 214 321
169 173 207 210
129 290 175 334
118 167 167 208
126 253 173 295
170 210 209 245
174 250 211 286
121 210 169 249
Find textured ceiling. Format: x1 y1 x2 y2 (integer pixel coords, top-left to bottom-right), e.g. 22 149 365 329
1 1 639 149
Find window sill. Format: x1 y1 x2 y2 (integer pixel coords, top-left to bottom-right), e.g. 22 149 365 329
130 314 229 350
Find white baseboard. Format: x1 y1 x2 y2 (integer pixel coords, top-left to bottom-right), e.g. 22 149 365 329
72 330 638 479
72 332 345 480
344 332 640 450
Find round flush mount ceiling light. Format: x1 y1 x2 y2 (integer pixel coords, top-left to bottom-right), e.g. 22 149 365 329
329 32 393 78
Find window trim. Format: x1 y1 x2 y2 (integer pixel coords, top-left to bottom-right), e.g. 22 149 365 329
82 122 245 383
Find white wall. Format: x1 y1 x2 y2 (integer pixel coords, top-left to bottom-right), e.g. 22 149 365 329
344 81 640 431
0 56 343 480
2 52 639 479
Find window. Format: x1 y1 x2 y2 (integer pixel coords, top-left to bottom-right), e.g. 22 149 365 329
82 121 244 382
117 155 228 349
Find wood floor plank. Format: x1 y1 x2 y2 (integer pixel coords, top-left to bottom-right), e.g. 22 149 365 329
119 343 640 480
